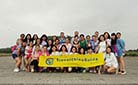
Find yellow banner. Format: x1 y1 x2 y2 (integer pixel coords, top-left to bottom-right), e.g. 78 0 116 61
38 53 104 68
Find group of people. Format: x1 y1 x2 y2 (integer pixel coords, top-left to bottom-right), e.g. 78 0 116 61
11 31 126 75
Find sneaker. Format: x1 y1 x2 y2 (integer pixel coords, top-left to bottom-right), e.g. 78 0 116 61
13 68 20 72
83 69 86 73
93 70 97 73
121 71 127 75
68 67 72 72
89 70 93 73
31 69 34 73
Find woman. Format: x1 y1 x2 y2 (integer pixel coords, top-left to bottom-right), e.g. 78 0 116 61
52 35 57 45
20 41 26 71
96 35 107 53
47 39 53 54
95 35 107 74
24 41 33 72
30 45 41 72
32 34 39 45
104 32 111 46
40 34 48 46
11 39 21 72
103 46 118 74
55 39 61 51
111 33 117 56
39 45 50 72
70 46 78 54
87 47 96 73
59 45 68 72
64 38 72 54
50 45 60 72
24 34 32 45
79 34 87 51
33 38 42 53
69 46 78 72
78 47 86 73
72 35 80 51
116 32 126 75
50 45 59 56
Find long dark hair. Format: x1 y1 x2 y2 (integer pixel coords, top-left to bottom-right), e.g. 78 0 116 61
40 34 48 44
70 46 78 53
98 34 105 42
49 45 58 54
24 34 32 44
104 32 111 39
32 34 38 41
60 45 68 52
79 47 85 54
111 33 117 45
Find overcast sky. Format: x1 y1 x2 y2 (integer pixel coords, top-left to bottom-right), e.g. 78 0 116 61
0 0 138 50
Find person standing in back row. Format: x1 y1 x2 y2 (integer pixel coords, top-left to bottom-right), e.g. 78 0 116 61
116 32 126 75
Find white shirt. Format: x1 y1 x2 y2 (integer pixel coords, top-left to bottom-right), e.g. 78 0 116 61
41 41 47 46
98 41 106 53
104 52 118 68
50 52 60 56
106 39 111 46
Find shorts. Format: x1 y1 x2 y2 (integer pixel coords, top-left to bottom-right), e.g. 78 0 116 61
117 49 124 57
30 60 38 66
12 54 18 59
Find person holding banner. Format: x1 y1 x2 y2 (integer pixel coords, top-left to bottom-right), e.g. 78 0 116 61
50 45 59 56
40 45 50 72
103 46 118 74
87 47 96 73
59 45 68 72
50 45 60 72
30 45 41 72
69 46 78 72
78 47 86 73
70 46 78 55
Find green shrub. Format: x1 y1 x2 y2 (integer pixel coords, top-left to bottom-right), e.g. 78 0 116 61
0 48 11 53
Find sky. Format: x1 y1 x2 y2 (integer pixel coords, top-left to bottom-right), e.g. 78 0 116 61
0 0 138 50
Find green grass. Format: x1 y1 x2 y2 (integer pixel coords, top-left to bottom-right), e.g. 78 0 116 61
125 51 138 56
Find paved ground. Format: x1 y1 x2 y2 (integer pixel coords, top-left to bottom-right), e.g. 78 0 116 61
0 56 138 85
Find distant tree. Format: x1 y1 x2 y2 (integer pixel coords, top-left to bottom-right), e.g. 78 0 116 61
0 48 11 53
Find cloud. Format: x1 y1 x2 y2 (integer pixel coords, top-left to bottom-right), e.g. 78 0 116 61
0 0 138 49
